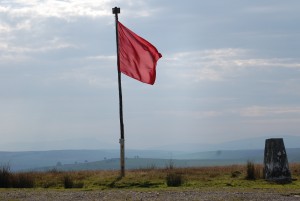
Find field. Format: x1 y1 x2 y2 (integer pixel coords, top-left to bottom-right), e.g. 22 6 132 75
1 163 300 200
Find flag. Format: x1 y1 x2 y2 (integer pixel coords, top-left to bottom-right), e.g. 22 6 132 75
118 21 162 85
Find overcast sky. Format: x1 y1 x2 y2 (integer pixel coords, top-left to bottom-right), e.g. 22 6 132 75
0 0 300 151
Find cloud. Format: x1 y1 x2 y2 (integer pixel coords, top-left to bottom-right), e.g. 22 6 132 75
0 0 119 53
1 37 76 54
156 110 223 119
240 106 300 117
0 22 11 32
0 0 112 20
85 55 116 61
162 49 300 83
155 105 300 126
245 3 299 15
55 65 117 89
0 0 163 22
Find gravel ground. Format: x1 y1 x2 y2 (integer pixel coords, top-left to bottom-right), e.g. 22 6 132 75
1 189 300 201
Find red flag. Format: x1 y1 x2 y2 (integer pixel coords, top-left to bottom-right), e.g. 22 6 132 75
118 21 162 85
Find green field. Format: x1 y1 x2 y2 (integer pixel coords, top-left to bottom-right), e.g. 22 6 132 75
1 163 300 190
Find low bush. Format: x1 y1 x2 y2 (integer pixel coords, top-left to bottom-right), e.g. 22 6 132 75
63 174 84 188
246 161 255 180
0 165 12 188
0 165 34 188
63 175 74 188
13 173 35 188
166 172 183 187
231 171 242 178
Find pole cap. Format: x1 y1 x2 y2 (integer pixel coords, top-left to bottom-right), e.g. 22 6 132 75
112 7 120 14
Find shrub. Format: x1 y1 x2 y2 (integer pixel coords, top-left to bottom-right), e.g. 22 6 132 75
246 161 256 180
166 172 183 187
13 173 35 188
231 171 242 178
63 175 74 188
63 174 84 188
0 165 12 188
0 165 35 188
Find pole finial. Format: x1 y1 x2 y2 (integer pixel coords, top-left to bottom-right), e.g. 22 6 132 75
112 7 120 14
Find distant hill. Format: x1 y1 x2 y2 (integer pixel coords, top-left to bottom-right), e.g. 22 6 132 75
0 149 181 171
1 136 299 171
1 148 300 172
33 158 250 172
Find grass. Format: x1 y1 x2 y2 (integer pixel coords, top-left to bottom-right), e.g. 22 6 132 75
0 165 34 188
1 163 300 190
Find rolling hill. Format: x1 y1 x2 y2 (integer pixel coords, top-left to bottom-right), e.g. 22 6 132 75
1 136 299 171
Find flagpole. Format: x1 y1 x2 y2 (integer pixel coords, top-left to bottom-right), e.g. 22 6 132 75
112 7 125 178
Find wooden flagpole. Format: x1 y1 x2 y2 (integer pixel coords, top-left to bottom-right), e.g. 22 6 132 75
112 7 125 178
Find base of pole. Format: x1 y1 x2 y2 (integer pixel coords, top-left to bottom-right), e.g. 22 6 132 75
120 138 125 177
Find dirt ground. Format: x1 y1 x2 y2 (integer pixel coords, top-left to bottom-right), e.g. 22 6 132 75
1 189 300 201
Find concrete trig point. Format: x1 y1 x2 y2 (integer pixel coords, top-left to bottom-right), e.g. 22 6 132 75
263 138 291 183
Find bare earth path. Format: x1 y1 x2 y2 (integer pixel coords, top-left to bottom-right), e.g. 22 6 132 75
1 189 300 201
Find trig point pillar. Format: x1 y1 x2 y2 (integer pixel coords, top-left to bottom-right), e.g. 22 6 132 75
263 138 291 183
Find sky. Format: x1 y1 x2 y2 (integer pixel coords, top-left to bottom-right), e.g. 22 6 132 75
0 0 300 151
